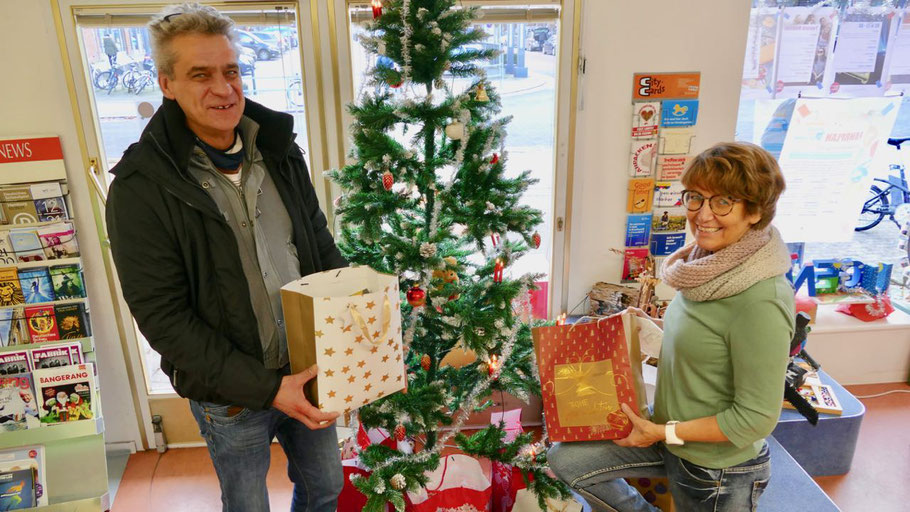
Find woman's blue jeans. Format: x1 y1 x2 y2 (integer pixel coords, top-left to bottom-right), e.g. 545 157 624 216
547 440 771 512
190 400 343 512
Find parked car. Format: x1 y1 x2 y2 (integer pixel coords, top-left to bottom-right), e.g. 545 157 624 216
239 47 256 76
257 26 298 48
542 34 557 56
525 27 550 52
252 31 287 52
236 30 280 60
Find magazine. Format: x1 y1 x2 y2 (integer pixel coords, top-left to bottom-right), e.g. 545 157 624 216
0 467 36 509
24 306 59 344
0 445 46 507
0 351 30 376
0 308 30 347
33 363 95 424
0 374 39 431
782 383 843 416
29 342 82 370
17 268 54 304
49 264 85 300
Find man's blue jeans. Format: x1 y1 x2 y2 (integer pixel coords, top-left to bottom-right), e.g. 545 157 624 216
547 440 771 512
190 400 343 512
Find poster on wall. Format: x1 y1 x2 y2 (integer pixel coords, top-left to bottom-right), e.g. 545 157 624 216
884 10 910 94
742 7 782 99
830 7 897 97
775 97 901 243
775 6 838 98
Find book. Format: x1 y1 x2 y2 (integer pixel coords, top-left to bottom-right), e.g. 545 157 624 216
0 267 24 307
629 141 657 177
656 155 691 181
54 303 90 339
653 181 685 208
650 232 687 257
783 383 843 416
17 268 54 304
0 186 39 225
631 101 661 139
0 446 47 507
0 308 29 347
0 467 36 509
0 375 40 431
0 233 15 266
531 315 644 442
29 342 82 370
626 178 655 214
50 264 85 300
33 363 95 424
624 214 652 248
24 306 58 344
651 208 687 233
0 351 30 376
36 222 78 260
7 230 44 263
622 248 650 283
30 182 68 223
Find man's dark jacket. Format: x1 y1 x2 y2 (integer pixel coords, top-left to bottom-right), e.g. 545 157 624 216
106 98 346 410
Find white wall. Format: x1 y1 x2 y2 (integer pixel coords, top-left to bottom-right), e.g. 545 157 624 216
566 0 752 308
0 1 142 447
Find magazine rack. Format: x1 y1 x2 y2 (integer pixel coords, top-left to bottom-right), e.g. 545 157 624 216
0 135 109 510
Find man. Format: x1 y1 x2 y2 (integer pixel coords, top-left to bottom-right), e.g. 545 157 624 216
105 4 345 511
103 33 118 67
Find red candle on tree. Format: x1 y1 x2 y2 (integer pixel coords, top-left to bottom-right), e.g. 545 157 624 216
493 258 504 283
371 0 383 18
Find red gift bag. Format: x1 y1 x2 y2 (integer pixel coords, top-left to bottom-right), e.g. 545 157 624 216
339 459 373 511
406 454 492 511
492 461 529 512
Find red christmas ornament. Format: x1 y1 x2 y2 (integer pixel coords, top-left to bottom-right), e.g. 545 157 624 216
382 170 394 191
371 0 383 18
532 231 541 249
493 258 504 284
406 286 426 307
487 354 501 377
394 424 406 441
421 354 431 371
490 153 499 165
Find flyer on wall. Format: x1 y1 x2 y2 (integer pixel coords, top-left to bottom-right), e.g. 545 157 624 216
775 6 838 98
741 6 781 100
775 97 902 243
830 6 898 97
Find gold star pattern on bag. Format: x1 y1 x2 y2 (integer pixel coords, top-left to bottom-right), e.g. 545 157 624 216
342 324 353 333
347 376 356 384
370 346 379 354
358 360 366 368
315 330 324 338
366 301 375 309
364 371 372 379
355 335 364 343
365 383 373 392
368 316 376 324
325 369 335 377
324 347 335 356
345 395 353 403
325 316 335 324
345 348 354 356
328 391 336 398
342 366 350 374
382 355 389 363
381 374 389 382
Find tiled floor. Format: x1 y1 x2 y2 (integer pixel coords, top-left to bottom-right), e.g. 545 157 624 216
109 382 910 512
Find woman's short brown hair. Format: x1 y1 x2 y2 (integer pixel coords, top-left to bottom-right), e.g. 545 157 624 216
681 142 786 230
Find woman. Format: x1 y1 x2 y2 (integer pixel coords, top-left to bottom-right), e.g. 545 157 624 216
548 142 794 511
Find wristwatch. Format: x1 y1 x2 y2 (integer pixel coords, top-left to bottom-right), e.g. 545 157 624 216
665 421 684 445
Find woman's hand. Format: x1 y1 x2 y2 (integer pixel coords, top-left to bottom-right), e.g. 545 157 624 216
614 403 665 448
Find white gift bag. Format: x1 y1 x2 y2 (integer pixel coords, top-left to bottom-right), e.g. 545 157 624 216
280 266 405 413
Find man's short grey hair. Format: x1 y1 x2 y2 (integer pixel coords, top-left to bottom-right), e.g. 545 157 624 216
148 3 239 77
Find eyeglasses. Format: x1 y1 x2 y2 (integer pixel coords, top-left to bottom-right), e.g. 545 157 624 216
681 190 742 216
162 13 182 23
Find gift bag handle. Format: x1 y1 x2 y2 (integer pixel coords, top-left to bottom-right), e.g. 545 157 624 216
348 296 392 345
427 454 450 492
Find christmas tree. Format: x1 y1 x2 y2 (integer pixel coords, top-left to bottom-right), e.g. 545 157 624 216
327 1 569 509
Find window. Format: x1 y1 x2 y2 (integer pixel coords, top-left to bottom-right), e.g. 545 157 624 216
346 3 562 316
74 5 308 394
736 1 910 281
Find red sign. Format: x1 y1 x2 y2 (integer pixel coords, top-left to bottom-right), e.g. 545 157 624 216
0 137 63 165
633 72 700 100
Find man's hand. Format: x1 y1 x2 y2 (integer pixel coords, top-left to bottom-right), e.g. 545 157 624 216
614 403 665 448
271 365 340 430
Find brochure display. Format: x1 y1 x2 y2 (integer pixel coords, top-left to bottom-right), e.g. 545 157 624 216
0 135 109 510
